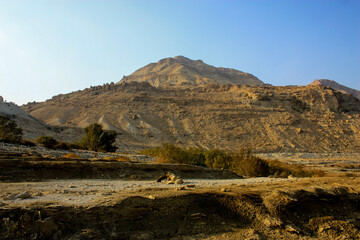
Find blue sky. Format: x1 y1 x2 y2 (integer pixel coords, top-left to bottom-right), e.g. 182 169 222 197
0 0 359 105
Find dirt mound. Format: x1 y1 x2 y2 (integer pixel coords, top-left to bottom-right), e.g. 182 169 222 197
1 184 359 239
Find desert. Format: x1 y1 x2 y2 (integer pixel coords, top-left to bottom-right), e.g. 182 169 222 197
1 56 360 239
1 1 360 239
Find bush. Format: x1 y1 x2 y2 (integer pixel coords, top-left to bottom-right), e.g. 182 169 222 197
55 142 71 150
69 143 83 150
205 149 232 169
142 143 206 166
267 160 325 178
141 144 325 178
139 146 161 156
21 140 36 147
230 148 270 177
0 116 23 144
35 135 58 148
78 123 117 152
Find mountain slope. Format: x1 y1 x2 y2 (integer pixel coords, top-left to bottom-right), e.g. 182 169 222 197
118 56 264 87
0 98 80 141
309 79 360 100
23 82 360 153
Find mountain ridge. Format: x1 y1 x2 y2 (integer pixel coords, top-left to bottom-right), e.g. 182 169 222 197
118 56 264 87
309 79 360 100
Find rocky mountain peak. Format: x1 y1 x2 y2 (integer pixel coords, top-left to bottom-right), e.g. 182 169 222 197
309 79 360 100
118 56 264 87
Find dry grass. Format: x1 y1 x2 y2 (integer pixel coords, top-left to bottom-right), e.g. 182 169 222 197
63 153 80 159
267 160 325 178
102 156 131 162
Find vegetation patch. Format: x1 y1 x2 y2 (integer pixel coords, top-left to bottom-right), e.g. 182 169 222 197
78 123 117 152
141 144 325 178
63 153 80 159
0 116 23 144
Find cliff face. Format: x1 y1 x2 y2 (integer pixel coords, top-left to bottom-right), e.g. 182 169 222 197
118 56 264 87
23 82 360 153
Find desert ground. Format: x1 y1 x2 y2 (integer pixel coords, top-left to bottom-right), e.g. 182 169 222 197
1 143 360 239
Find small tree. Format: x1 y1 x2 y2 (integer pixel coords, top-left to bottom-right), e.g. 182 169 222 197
0 116 23 144
35 135 58 148
79 123 117 152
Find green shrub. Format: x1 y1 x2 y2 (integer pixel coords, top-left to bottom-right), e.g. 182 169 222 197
157 143 188 164
78 123 117 152
205 149 232 169
0 116 23 144
35 135 58 148
139 146 161 156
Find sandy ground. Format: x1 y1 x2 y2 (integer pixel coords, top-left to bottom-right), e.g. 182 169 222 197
0 177 295 207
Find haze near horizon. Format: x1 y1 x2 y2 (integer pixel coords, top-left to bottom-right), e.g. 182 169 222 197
0 0 359 105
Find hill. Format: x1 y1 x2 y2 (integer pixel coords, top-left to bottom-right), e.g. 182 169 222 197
309 79 360 100
23 81 360 153
0 97 80 141
118 56 264 87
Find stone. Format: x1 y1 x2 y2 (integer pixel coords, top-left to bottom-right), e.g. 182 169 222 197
191 213 207 220
262 216 283 228
221 188 230 192
285 224 300 234
177 186 186 191
14 191 32 199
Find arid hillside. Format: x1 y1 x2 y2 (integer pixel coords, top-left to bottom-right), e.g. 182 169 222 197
309 79 360 100
23 81 360 153
119 56 264 87
0 99 80 141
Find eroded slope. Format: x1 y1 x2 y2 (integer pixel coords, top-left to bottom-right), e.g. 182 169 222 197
23 82 360 152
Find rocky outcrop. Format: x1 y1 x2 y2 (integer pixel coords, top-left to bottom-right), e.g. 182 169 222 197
309 79 360 100
118 56 264 87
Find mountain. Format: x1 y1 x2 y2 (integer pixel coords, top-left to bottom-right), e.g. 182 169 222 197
309 79 360 100
0 97 81 141
118 56 264 87
23 81 360 153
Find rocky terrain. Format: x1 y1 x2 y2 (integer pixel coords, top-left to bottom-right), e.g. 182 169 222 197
0 145 360 240
23 81 360 153
2 58 360 239
309 79 360 100
0 99 82 142
119 56 264 87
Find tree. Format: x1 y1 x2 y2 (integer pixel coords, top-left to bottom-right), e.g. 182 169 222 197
79 123 117 152
0 116 23 144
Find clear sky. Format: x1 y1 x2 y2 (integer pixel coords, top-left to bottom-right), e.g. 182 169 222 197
0 0 359 105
